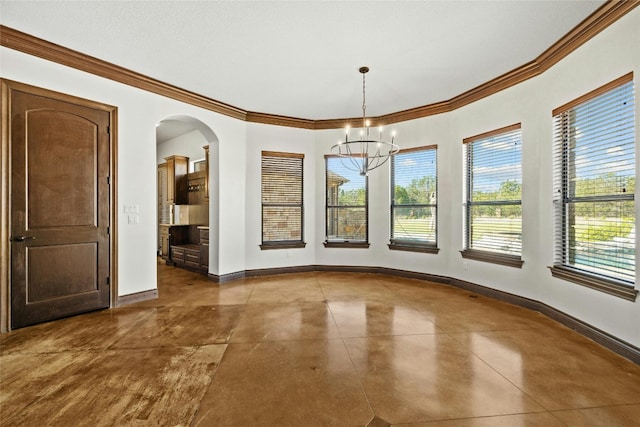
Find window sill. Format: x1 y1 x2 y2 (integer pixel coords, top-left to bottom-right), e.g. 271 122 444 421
460 249 523 268
324 241 370 249
388 243 439 254
549 266 637 302
260 242 306 250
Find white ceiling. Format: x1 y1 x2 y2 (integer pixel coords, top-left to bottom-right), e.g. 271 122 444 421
155 119 197 144
1 1 605 121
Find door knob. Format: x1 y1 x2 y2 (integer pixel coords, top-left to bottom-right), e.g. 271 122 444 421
12 236 36 242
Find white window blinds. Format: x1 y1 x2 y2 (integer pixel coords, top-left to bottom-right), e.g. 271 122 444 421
261 151 304 247
390 146 437 248
464 124 522 258
553 74 635 286
325 156 368 243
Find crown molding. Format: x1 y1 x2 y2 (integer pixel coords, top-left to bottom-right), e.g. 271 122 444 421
536 0 638 73
0 25 247 121
0 1 637 129
245 111 315 129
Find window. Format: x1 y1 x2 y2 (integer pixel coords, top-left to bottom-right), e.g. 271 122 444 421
390 145 438 253
260 151 305 249
325 155 369 247
551 73 636 301
463 124 523 267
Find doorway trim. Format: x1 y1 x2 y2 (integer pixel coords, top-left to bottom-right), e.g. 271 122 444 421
0 79 118 332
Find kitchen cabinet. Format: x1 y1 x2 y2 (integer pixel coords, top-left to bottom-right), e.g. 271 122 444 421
199 227 209 269
203 145 210 203
165 155 189 204
164 225 209 273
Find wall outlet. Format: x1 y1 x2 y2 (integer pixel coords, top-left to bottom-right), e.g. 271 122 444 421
463 261 468 270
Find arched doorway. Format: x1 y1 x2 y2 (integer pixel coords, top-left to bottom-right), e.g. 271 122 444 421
156 115 219 277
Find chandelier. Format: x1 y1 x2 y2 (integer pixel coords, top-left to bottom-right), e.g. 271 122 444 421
331 66 399 176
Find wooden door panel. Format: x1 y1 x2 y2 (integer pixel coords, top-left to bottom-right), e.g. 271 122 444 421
27 243 98 302
27 110 98 228
9 85 111 329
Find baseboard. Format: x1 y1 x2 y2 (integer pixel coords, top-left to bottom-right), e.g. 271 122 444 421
448 277 541 311
116 289 158 306
205 263 639 364
537 303 640 365
246 265 316 277
208 270 246 284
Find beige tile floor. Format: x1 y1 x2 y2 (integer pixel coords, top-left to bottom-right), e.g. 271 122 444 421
1 260 640 426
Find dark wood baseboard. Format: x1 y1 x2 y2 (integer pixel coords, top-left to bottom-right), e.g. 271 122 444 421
207 264 639 365
208 271 246 284
116 289 158 306
246 265 316 277
538 303 640 365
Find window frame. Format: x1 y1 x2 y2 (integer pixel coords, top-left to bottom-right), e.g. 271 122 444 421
462 123 524 268
260 150 306 250
324 154 370 248
389 145 439 253
550 73 637 301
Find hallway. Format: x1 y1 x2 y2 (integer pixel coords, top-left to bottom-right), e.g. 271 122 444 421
1 261 639 426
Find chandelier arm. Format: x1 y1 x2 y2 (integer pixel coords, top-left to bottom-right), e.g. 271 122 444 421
345 143 362 173
348 154 361 173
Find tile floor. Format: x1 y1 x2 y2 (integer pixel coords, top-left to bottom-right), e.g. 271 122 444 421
1 260 639 426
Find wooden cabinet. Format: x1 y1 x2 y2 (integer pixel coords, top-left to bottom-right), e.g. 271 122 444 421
161 225 189 263
199 227 209 269
171 245 185 263
165 155 189 204
187 170 206 205
171 244 200 268
164 225 209 273
159 225 170 260
183 245 201 268
203 145 210 203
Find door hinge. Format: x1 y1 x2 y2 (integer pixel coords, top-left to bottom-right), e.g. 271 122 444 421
106 126 110 135
106 277 110 285
106 176 111 185
107 226 110 235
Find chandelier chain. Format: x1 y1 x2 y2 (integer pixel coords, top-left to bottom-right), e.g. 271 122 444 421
362 71 366 129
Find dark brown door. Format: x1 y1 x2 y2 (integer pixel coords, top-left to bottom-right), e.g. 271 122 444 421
10 85 111 329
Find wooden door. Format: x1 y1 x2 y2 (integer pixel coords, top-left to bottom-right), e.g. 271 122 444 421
8 82 112 329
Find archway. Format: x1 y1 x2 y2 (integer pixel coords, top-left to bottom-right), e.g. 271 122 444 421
156 115 219 277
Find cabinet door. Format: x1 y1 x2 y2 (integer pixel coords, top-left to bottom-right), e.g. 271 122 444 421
203 145 210 203
171 246 185 263
185 249 200 268
165 157 175 204
164 155 189 204
161 234 169 259
201 243 209 268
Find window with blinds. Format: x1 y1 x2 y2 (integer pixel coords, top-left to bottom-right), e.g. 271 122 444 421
551 73 636 300
261 151 305 249
463 124 523 266
325 155 369 247
390 145 438 252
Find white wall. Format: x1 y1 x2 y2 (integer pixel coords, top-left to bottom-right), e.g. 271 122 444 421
156 129 208 168
312 8 640 346
1 7 638 345
244 123 317 270
0 46 247 293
